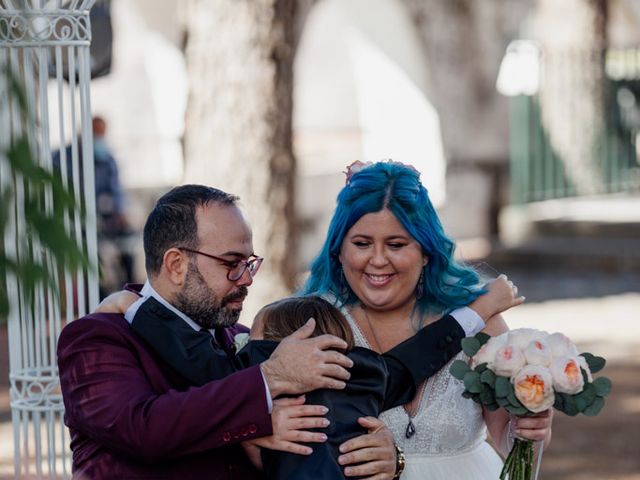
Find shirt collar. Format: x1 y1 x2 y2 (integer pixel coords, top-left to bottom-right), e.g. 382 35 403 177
124 280 214 336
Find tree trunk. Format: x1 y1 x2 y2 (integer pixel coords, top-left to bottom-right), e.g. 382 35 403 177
400 0 533 164
182 0 297 321
535 0 608 195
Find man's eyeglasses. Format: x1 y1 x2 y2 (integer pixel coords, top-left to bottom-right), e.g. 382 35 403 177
179 248 263 281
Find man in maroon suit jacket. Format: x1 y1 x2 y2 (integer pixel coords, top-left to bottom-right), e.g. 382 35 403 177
58 185 374 479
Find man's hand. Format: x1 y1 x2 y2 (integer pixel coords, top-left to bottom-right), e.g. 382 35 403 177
260 318 353 398
248 395 329 455
470 274 525 321
338 417 396 479
95 290 139 314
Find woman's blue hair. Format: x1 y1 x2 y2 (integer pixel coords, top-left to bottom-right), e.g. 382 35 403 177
300 161 485 314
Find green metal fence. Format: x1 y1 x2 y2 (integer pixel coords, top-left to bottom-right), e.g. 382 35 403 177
510 49 640 204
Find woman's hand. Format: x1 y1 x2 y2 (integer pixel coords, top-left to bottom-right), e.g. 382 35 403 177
95 290 139 314
513 409 554 448
338 417 396 479
471 274 525 321
249 395 329 455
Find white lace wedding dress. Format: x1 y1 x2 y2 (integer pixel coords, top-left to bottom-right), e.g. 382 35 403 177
343 310 504 479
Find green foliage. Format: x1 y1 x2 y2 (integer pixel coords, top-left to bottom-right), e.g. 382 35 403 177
583 396 605 416
449 360 470 380
580 352 606 373
480 368 496 388
592 377 612 397
0 67 89 319
475 331 491 346
574 383 597 411
495 376 511 398
463 371 482 393
461 337 481 357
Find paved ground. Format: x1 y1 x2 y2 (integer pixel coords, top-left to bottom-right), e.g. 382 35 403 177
0 264 638 479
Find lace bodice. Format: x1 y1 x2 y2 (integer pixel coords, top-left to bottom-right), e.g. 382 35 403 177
342 308 488 456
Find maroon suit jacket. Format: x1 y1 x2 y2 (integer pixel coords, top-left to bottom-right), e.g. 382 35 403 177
57 312 271 479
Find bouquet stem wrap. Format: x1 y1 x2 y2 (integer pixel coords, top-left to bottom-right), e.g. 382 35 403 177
500 439 543 480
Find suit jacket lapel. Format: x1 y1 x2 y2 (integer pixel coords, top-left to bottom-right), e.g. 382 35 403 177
130 297 239 386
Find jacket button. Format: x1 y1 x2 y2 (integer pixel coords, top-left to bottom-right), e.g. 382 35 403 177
223 432 231 442
241 427 249 436
445 335 453 343
249 424 257 434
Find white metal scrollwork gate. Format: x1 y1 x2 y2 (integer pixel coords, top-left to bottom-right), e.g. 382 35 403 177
0 1 98 478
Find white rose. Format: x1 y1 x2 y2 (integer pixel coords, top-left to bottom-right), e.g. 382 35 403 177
471 335 507 369
493 344 526 378
550 356 585 394
546 332 579 358
513 365 555 413
577 355 593 382
523 339 553 367
508 328 548 351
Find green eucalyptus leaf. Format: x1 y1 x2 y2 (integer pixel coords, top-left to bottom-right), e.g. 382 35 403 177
495 376 512 398
505 404 528 416
583 396 605 416
582 353 606 373
558 393 579 416
592 377 612 397
574 383 597 412
507 391 525 409
480 368 496 388
474 362 488 373
450 360 471 380
480 386 496 405
462 337 481 357
464 371 482 393
475 332 491 346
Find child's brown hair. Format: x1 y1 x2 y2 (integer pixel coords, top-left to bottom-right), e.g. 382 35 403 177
258 296 355 350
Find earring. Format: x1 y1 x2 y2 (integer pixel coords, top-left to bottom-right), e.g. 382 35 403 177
415 269 424 300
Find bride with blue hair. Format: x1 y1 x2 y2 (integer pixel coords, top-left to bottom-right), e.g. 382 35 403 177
301 160 553 479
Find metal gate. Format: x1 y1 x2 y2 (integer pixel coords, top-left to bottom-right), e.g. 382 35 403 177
0 1 98 477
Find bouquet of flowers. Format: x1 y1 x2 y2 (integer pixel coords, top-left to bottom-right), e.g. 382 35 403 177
450 328 612 480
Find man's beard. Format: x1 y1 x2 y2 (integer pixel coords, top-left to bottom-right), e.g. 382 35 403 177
174 262 248 329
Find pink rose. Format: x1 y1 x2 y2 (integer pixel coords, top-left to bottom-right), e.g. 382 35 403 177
523 339 552 367
493 344 526 378
546 332 579 358
513 365 555 413
507 328 548 351
550 356 585 394
471 335 507 369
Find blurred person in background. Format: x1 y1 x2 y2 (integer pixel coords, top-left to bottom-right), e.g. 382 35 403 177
54 115 136 297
